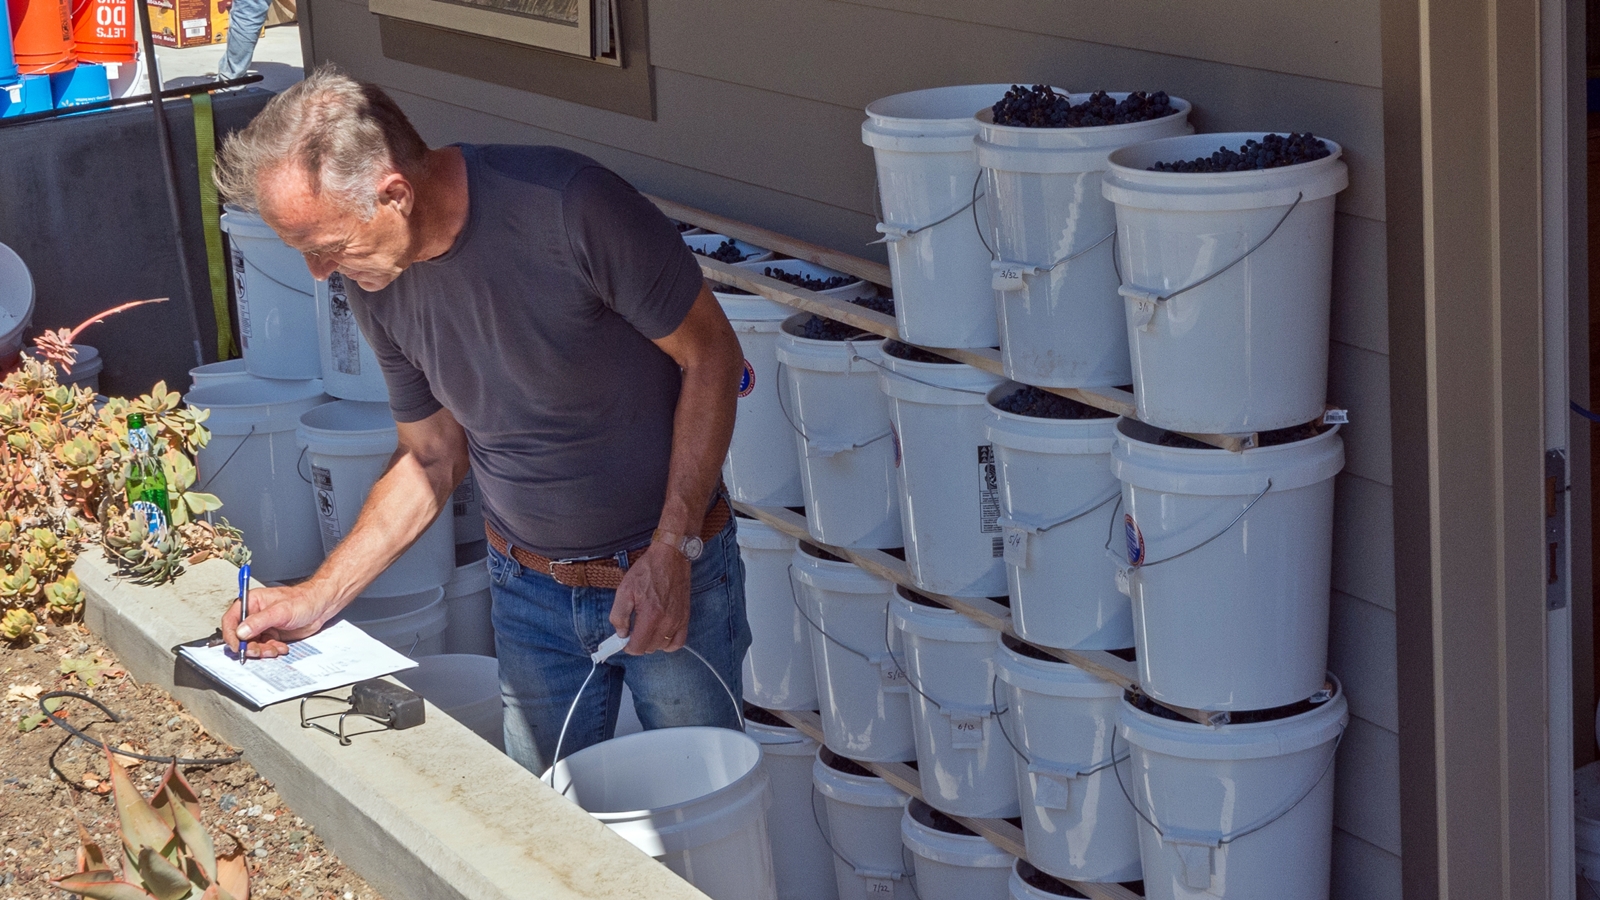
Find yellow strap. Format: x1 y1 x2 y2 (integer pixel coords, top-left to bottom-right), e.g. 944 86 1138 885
191 92 238 360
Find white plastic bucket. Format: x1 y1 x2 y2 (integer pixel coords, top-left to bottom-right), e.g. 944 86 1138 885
879 347 1006 597
793 542 917 762
863 84 1013 348
684 233 775 265
296 400 456 598
718 284 804 507
995 635 1140 882
339 585 448 658
548 727 778 900
1576 762 1600 899
0 242 35 367
1111 418 1344 710
976 96 1192 388
312 272 388 402
901 798 1014 900
775 315 902 548
738 514 817 710
451 469 484 545
1102 134 1350 433
890 587 1019 818
745 707 839 900
26 344 102 393
188 358 249 390
393 654 503 750
984 384 1128 650
219 205 321 381
813 747 913 900
1008 859 1090 899
443 551 494 657
1118 677 1348 900
186 377 329 583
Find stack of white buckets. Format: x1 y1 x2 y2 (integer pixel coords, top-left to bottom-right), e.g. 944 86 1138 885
185 208 502 750
721 84 1356 900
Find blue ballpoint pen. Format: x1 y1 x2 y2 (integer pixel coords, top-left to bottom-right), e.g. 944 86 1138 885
238 563 250 665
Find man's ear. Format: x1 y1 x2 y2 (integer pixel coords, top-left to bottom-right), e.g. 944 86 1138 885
377 172 413 215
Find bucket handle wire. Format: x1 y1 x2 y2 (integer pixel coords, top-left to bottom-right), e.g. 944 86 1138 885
789 566 894 668
1106 480 1272 574
774 359 894 456
871 168 985 246
989 674 1128 776
197 424 257 492
1000 489 1121 539
1117 192 1304 332
810 784 910 885
849 349 993 396
1111 718 1345 853
988 230 1117 291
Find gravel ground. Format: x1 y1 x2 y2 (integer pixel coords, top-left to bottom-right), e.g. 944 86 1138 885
1 621 382 900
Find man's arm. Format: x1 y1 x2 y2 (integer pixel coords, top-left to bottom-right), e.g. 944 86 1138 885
222 406 471 657
609 282 742 654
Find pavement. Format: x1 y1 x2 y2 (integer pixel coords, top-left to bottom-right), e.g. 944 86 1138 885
153 21 305 95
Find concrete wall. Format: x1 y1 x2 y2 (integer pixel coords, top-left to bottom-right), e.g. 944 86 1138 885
302 3 1401 896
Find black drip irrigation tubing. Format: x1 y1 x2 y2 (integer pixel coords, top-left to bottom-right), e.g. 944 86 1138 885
0 73 264 129
40 690 242 767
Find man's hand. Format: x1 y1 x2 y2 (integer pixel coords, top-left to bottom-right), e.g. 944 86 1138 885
609 543 692 654
222 583 341 659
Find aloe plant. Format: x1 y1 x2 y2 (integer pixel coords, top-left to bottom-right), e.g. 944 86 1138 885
53 749 250 900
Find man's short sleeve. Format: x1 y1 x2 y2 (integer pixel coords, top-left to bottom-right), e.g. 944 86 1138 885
562 167 705 340
347 287 443 423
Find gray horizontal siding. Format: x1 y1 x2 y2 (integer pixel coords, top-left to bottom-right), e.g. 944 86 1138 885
306 3 1399 897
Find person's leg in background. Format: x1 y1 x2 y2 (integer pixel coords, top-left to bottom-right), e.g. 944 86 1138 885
217 0 270 80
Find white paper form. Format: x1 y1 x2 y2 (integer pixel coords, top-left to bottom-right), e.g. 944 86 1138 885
177 620 419 708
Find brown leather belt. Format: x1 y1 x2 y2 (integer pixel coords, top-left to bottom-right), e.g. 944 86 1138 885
484 495 732 589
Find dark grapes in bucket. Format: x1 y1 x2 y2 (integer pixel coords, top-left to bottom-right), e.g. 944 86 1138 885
992 385 1109 420
1148 132 1331 172
764 266 856 292
692 238 754 263
800 296 896 341
990 86 1177 128
883 340 958 364
1154 419 1326 449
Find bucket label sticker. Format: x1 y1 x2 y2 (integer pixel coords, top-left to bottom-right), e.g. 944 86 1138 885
737 359 755 397
865 879 895 896
878 660 907 690
1124 513 1145 566
1322 407 1349 425
1115 566 1132 596
992 263 1028 292
890 422 901 468
978 445 1002 557
949 712 985 749
1030 771 1071 810
327 273 362 376
1002 525 1029 568
312 465 341 554
231 246 251 345
452 470 477 519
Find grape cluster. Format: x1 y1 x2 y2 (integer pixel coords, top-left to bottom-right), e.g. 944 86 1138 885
884 340 957 365
692 239 752 264
1154 419 1324 450
763 267 855 292
1149 132 1330 173
990 87 1176 128
800 295 896 341
992 385 1108 420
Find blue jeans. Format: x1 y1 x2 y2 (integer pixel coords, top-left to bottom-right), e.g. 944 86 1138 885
488 517 750 775
217 0 269 79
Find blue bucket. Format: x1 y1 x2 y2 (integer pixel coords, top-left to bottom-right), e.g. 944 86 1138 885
0 75 53 118
50 63 111 110
0 0 17 86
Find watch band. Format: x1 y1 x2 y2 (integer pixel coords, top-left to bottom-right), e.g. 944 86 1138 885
652 528 695 559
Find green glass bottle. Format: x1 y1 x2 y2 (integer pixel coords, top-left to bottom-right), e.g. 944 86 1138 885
125 413 171 534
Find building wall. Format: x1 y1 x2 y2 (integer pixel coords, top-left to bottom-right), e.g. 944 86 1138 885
304 2 1401 894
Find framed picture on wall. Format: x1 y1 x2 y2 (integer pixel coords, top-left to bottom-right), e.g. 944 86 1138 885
368 0 619 62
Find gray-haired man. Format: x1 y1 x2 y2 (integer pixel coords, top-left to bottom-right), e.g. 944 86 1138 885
214 66 750 772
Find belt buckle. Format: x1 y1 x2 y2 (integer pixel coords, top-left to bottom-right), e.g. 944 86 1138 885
549 556 588 588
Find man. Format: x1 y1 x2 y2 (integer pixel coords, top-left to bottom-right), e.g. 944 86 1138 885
213 66 750 774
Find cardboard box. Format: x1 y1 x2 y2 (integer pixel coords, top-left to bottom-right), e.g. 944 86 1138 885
147 0 230 48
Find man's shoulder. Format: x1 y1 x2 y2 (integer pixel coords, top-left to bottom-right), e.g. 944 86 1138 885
471 144 611 194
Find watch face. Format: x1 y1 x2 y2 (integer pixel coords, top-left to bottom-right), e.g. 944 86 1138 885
683 536 705 560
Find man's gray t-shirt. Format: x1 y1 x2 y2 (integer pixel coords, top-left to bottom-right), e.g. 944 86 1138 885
346 144 705 559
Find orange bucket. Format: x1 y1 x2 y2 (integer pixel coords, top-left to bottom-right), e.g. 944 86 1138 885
8 0 76 74
70 0 133 63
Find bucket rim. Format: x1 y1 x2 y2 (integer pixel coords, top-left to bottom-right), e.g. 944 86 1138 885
1010 860 1090 899
342 585 446 626
547 726 765 809
792 546 897 594
1118 675 1349 760
681 233 775 265
735 257 871 298
744 717 819 755
864 83 1026 126
444 558 490 597
776 311 888 347
735 515 798 551
879 350 1003 403
1104 131 1347 183
812 750 910 807
1111 417 1345 496
901 798 1015 868
994 637 1124 698
890 589 1002 643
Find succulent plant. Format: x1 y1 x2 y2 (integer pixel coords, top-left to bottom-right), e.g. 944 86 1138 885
160 451 222 528
53 750 251 900
0 564 39 605
102 510 186 586
179 520 250 569
2 606 36 641
45 574 84 619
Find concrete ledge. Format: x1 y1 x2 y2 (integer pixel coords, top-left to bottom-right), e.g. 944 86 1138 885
77 551 706 900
